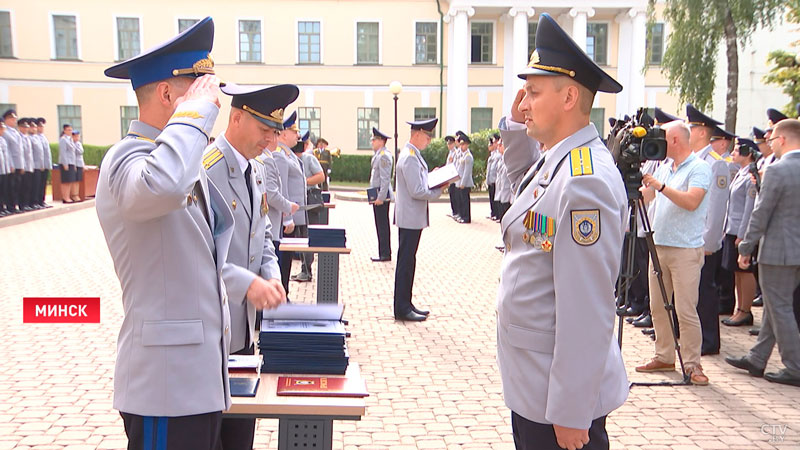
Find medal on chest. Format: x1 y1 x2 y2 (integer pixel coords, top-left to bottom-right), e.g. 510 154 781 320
523 210 555 252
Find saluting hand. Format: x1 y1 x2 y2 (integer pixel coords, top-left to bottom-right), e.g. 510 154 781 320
246 276 286 310
553 424 590 450
175 74 221 108
510 88 526 124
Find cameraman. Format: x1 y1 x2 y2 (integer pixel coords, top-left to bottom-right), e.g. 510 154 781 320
636 121 713 385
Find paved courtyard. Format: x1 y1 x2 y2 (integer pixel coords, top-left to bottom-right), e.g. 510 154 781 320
1 195 799 449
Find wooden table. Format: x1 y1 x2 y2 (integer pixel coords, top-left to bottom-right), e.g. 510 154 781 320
226 363 366 450
279 237 350 304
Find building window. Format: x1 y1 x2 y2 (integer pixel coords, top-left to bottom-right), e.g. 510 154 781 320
116 17 140 61
528 22 537 57
53 15 78 60
471 108 492 133
414 107 436 121
178 18 199 33
298 107 321 142
0 103 17 115
238 20 262 63
590 108 605 137
357 107 379 149
647 23 665 65
58 105 82 137
120 105 138 138
586 23 607 66
415 22 437 64
0 11 12 58
298 21 321 64
470 22 493 63
356 22 379 65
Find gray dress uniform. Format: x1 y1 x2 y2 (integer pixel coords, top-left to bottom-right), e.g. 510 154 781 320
96 99 235 417
281 143 307 226
58 134 74 167
205 134 281 353
697 144 729 253
725 166 756 240
22 133 33 172
456 149 474 189
486 150 499 185
31 133 44 171
253 149 294 239
75 141 85 167
3 126 22 170
0 135 7 175
394 142 443 229
497 123 629 430
301 151 323 188
369 146 394 202
495 159 512 204
40 133 52 169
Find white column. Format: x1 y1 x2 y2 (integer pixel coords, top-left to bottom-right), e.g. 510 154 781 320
614 11 633 116
510 7 535 82
445 5 474 134
569 7 595 51
501 14 515 116
629 7 648 114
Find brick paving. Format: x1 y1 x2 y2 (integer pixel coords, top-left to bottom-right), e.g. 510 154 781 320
1 196 799 449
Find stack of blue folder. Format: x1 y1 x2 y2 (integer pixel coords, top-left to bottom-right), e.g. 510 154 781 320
308 225 347 248
259 318 349 374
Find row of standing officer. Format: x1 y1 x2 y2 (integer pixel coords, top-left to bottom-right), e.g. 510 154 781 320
0 114 53 214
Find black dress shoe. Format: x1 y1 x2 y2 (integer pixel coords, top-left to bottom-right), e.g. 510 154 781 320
627 311 648 324
749 327 761 336
724 355 765 377
722 311 754 327
394 310 427 322
633 314 652 328
752 296 763 307
412 306 429 316
641 328 655 335
764 369 800 387
617 306 643 317
371 256 391 262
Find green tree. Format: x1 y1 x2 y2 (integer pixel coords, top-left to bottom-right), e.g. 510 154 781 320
658 0 783 131
763 1 800 116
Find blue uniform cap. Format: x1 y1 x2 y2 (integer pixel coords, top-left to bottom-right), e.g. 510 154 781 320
283 111 299 131
222 83 299 130
654 107 680 125
686 104 722 128
105 17 217 90
407 118 438 132
444 135 456 143
72 130 81 135
518 13 622 94
752 127 766 143
372 127 390 140
710 126 735 141
300 131 310 142
767 108 787 125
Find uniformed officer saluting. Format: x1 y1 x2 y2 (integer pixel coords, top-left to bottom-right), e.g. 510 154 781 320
96 18 238 449
205 83 295 450
496 14 628 450
369 126 394 262
393 117 444 322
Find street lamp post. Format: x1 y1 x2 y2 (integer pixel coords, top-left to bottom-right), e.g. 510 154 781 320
389 81 403 187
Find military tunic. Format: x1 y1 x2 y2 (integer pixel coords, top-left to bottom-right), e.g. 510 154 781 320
96 100 234 417
497 122 629 429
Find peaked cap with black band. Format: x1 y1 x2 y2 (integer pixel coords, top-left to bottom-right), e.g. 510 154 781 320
221 83 299 130
518 13 622 94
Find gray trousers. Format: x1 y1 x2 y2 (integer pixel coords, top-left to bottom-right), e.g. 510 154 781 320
749 264 800 376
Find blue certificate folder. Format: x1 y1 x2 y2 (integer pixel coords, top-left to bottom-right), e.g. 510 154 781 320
259 317 349 375
230 377 259 397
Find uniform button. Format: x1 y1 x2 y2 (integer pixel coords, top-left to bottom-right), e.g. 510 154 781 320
250 255 255 263
224 326 229 334
251 231 255 238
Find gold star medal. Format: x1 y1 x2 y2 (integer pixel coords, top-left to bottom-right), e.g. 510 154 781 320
541 239 553 252
232 199 237 210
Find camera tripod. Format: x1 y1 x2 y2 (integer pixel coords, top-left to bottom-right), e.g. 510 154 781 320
617 193 691 387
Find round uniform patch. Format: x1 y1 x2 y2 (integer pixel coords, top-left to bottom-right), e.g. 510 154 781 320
571 209 600 246
748 187 757 198
717 176 728 189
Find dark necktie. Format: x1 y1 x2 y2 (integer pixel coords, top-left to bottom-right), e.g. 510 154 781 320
517 155 547 196
244 163 253 201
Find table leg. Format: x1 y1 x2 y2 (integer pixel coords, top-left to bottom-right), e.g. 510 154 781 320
278 417 334 450
316 253 339 304
320 207 329 224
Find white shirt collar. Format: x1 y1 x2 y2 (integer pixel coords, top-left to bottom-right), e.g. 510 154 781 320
230 140 250 174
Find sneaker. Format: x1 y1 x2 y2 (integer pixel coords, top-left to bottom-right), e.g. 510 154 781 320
635 358 675 373
687 365 709 385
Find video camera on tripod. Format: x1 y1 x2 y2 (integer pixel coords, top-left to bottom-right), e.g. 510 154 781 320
607 108 668 198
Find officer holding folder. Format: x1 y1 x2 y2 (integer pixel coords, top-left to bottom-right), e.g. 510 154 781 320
393 118 444 322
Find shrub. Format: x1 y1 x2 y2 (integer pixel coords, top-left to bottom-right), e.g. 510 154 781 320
49 143 111 168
